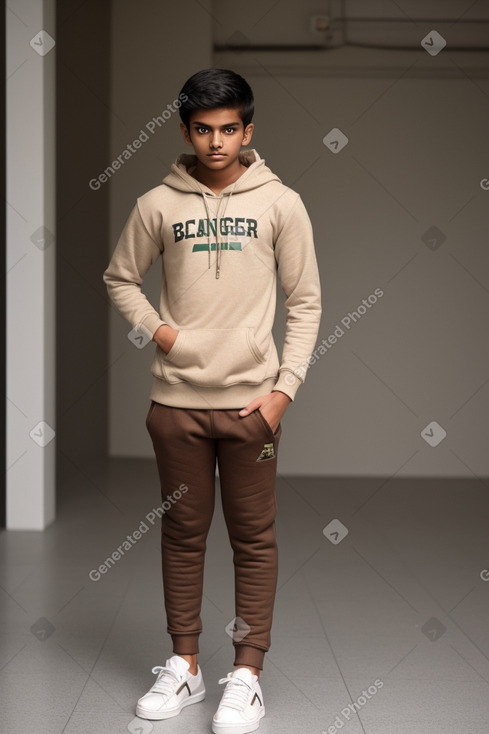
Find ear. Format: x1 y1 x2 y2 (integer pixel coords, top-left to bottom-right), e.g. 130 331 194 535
241 122 254 147
180 122 192 145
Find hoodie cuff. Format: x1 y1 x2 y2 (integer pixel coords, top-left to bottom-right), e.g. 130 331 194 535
136 314 167 341
272 370 302 402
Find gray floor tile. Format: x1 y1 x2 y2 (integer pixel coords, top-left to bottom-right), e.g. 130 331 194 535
1 462 488 733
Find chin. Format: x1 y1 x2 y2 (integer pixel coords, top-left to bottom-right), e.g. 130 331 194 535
204 158 230 168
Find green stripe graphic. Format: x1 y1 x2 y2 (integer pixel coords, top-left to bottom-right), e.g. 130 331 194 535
192 242 242 252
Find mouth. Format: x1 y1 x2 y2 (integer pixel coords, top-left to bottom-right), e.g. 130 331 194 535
208 153 226 158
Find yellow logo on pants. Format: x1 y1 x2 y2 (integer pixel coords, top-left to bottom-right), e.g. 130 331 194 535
256 442 275 461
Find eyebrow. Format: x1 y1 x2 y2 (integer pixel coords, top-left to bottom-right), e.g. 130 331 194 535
191 121 241 128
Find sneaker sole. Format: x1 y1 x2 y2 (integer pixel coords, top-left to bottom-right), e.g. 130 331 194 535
136 688 206 720
211 706 265 734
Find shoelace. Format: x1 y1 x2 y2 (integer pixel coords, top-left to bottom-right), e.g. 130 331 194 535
149 665 182 700
217 673 252 711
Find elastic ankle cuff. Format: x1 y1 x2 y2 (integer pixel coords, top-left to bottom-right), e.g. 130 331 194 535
171 633 200 654
233 644 265 671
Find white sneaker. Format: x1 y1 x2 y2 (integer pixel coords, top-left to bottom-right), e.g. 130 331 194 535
212 667 265 734
136 654 205 720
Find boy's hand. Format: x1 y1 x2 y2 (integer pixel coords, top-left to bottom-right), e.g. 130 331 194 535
153 324 179 354
239 390 291 434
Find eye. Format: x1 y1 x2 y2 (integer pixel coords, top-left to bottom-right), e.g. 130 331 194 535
225 128 236 134
196 126 208 134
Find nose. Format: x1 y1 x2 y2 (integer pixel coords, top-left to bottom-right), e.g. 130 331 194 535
210 131 222 149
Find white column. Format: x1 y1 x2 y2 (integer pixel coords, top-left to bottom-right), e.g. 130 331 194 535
6 0 56 529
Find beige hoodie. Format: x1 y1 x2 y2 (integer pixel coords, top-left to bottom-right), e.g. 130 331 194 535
103 149 321 409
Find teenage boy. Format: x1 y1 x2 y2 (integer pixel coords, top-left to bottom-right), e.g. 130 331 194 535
103 68 321 734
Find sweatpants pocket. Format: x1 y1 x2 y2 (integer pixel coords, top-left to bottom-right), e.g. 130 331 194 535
256 407 282 439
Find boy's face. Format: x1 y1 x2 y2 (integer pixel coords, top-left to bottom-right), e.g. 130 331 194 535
180 107 254 173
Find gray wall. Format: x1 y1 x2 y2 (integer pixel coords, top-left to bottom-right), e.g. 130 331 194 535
105 3 489 477
223 52 489 478
56 0 111 486
6 0 56 528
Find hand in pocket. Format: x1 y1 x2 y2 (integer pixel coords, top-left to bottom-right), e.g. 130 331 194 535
240 390 291 434
153 325 179 354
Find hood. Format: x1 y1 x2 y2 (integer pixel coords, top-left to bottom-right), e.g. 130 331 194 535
161 149 281 278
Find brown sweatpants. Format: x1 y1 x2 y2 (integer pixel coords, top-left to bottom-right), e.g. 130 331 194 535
145 400 282 671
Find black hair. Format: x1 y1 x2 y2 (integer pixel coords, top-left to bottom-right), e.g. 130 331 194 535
178 68 254 130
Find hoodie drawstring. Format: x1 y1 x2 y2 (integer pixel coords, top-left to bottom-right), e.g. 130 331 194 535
202 190 234 279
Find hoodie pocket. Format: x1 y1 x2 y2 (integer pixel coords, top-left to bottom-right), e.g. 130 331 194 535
152 327 270 387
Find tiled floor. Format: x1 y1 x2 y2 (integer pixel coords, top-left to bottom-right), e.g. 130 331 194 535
1 458 489 733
